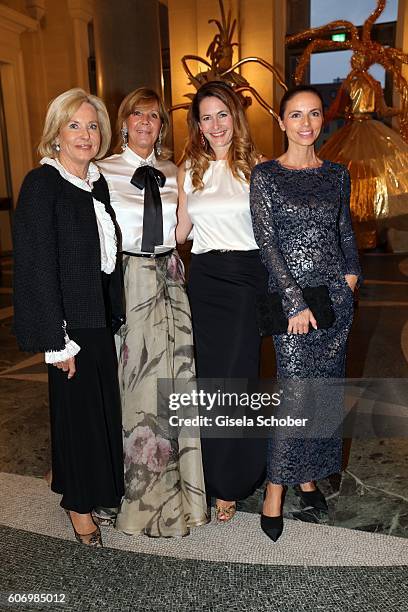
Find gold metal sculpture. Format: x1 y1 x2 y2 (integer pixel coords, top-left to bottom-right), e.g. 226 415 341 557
287 0 408 249
172 0 287 120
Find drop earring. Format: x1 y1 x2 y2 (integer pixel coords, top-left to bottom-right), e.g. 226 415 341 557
53 142 61 152
155 127 163 157
200 130 206 148
121 125 128 151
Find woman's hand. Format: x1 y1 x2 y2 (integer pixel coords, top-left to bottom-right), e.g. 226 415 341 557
53 356 76 379
287 308 317 334
345 274 358 292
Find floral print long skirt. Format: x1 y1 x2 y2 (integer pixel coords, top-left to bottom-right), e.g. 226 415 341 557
116 252 208 537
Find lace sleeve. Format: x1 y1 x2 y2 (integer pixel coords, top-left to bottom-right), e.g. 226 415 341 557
338 168 362 285
250 166 308 318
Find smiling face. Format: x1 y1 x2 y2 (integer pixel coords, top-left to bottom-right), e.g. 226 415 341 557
125 101 161 158
198 95 234 158
278 91 323 148
56 102 101 175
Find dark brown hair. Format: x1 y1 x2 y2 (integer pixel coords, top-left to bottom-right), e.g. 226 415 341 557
279 85 324 119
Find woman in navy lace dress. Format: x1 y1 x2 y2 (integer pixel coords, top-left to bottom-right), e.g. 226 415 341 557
250 86 362 541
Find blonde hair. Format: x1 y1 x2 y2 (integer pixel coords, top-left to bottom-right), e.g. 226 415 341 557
115 87 171 159
183 81 259 191
38 88 111 159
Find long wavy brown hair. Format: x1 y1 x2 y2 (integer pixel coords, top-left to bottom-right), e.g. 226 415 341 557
182 81 259 191
115 87 171 159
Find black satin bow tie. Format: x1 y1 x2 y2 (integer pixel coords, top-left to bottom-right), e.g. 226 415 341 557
130 165 166 254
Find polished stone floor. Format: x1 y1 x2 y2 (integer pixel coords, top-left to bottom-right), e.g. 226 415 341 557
1 253 407 539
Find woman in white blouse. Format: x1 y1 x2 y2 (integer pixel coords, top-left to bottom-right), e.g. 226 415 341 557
13 88 124 547
177 81 268 522
98 88 207 537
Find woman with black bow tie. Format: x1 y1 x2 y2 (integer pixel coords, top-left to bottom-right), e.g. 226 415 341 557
98 88 207 537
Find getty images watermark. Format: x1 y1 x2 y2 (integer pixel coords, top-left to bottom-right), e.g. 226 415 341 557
158 378 408 439
166 387 309 431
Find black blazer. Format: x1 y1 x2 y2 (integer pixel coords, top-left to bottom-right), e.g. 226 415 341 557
13 164 125 353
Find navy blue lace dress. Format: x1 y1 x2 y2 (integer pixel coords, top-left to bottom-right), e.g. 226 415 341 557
250 159 362 484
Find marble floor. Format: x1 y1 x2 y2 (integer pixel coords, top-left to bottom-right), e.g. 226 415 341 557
1 253 408 539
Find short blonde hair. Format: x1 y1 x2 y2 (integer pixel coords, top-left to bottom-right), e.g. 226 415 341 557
38 88 111 159
115 87 171 159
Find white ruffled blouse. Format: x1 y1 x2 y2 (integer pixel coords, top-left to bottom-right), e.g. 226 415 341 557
40 157 117 364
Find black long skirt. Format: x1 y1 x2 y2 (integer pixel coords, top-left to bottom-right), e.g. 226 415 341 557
188 250 268 500
48 327 124 513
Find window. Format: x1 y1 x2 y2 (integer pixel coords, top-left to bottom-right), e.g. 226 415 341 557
310 0 398 28
311 50 386 86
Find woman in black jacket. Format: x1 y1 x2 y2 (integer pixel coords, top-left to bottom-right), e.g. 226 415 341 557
13 88 125 547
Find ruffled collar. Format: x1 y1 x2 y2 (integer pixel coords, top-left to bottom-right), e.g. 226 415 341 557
122 146 156 168
40 157 100 191
40 157 116 275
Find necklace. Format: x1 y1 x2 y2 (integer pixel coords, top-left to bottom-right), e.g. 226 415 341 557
277 158 324 170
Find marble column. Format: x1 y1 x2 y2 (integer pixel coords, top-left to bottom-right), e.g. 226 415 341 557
240 0 287 159
93 0 163 127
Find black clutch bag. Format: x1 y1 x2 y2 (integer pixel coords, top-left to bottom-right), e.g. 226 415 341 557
256 285 335 336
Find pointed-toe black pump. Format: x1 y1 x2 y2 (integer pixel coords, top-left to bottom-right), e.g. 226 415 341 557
260 485 286 542
260 513 284 542
297 484 328 513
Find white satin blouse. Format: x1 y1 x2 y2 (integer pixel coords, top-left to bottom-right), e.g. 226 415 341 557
184 160 259 254
98 147 177 254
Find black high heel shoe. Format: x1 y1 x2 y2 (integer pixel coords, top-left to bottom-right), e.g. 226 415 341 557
296 484 328 513
260 485 286 542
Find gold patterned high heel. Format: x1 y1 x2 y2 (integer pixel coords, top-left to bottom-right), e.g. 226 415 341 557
92 507 117 527
65 510 103 547
215 501 236 523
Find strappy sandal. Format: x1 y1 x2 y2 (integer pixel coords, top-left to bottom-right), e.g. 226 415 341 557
92 508 117 527
215 501 236 523
65 510 103 547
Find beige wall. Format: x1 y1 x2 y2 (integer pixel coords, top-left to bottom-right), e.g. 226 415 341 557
168 0 286 160
0 5 35 191
0 0 92 166
0 3 36 251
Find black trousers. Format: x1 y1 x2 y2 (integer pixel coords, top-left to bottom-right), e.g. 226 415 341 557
188 250 268 500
